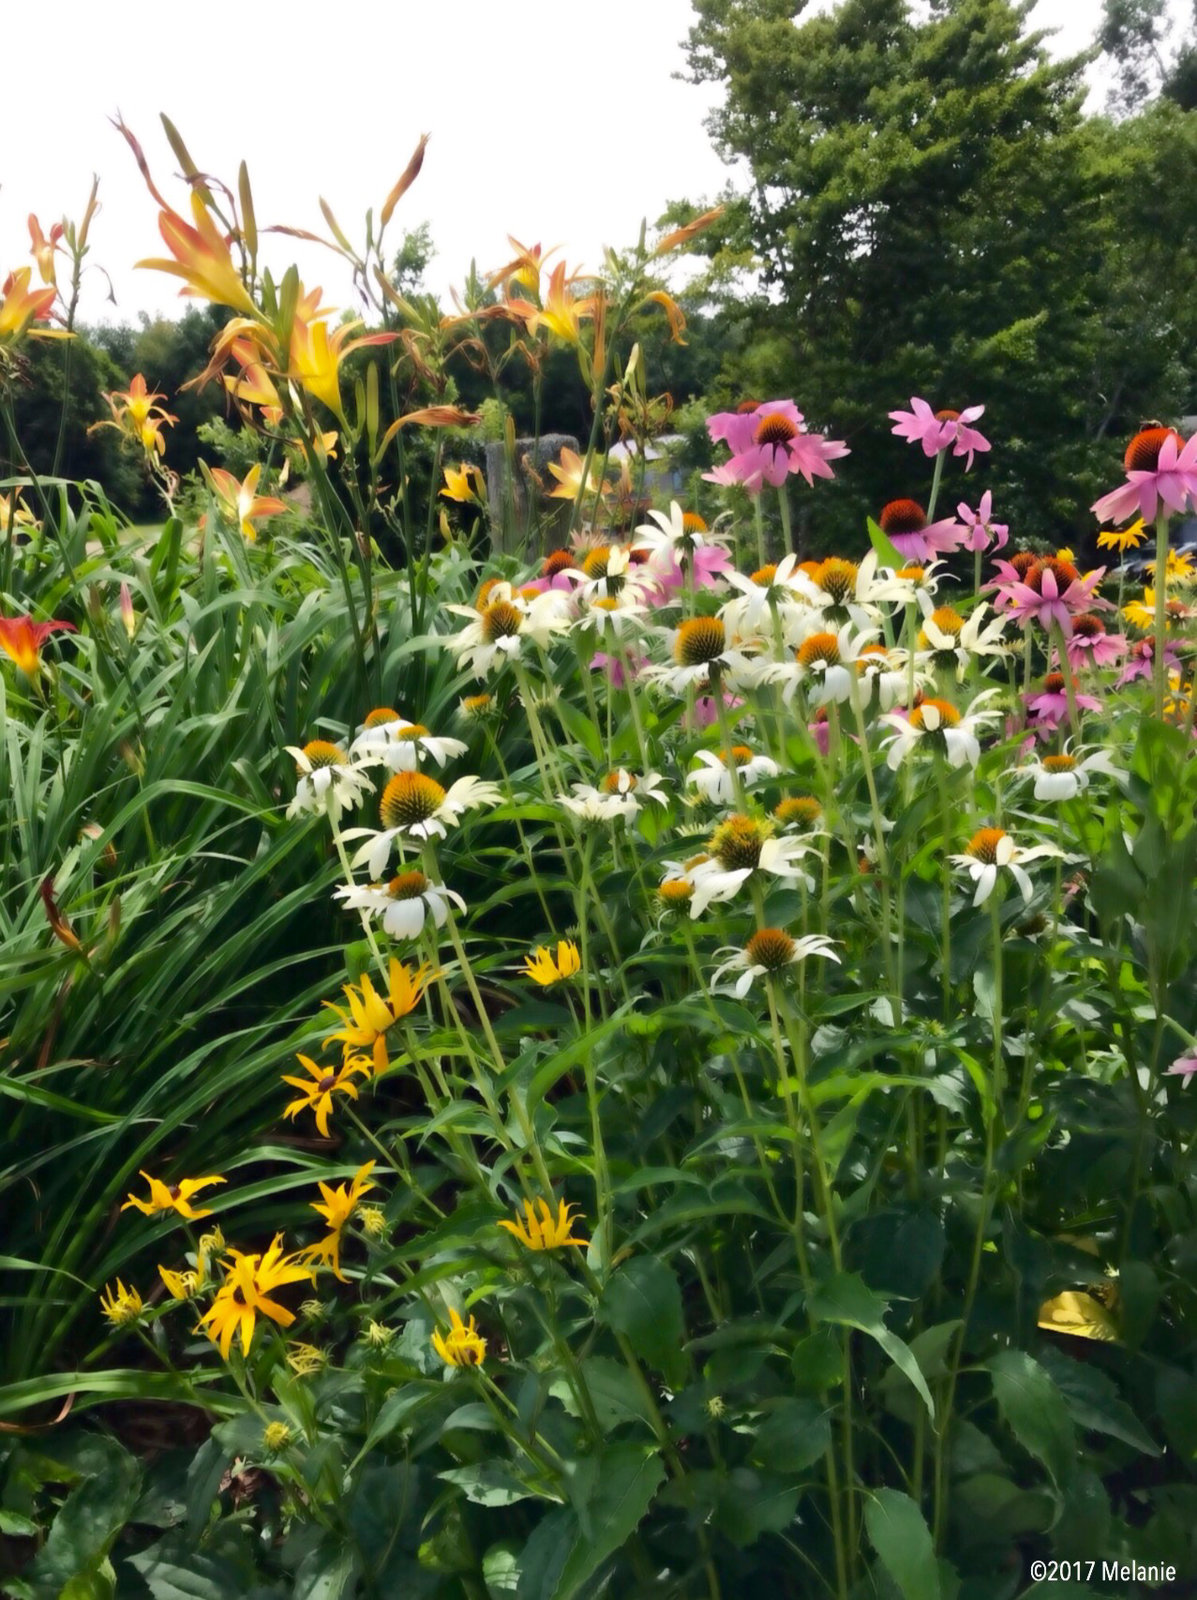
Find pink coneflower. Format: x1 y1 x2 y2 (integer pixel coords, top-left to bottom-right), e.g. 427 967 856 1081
1025 672 1102 731
808 705 831 756
877 498 964 562
689 690 745 731
1065 613 1125 670
649 545 734 599
956 490 1008 554
705 399 849 492
1166 1051 1197 1083
590 650 649 688
1091 427 1197 525
889 398 991 470
989 556 1111 636
1115 637 1180 688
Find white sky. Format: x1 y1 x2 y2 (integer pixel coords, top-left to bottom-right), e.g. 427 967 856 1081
0 0 1146 328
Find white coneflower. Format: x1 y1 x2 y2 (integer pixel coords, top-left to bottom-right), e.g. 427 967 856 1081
916 600 1010 677
719 553 817 640
375 723 469 772
879 689 1002 771
854 644 913 711
686 815 818 917
285 740 374 820
807 551 900 629
346 772 502 876
559 769 669 822
349 707 411 760
949 827 1067 907
632 501 721 563
571 593 650 639
334 870 466 939
443 586 569 677
1014 747 1120 802
710 927 840 998
643 617 755 695
576 544 650 606
686 746 779 805
754 624 878 706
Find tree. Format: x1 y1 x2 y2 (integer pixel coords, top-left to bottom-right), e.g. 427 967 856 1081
677 0 1192 548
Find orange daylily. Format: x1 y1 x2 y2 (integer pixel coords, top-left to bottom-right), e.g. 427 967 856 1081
202 462 288 542
137 193 257 314
376 405 481 454
287 310 397 420
0 614 77 676
0 267 65 345
652 205 725 258
509 261 594 344
92 374 178 458
221 336 283 424
28 215 65 286
487 234 561 295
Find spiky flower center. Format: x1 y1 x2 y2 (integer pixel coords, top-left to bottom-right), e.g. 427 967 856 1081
602 771 638 793
301 739 347 770
879 499 927 536
659 878 694 906
1071 613 1105 638
1009 551 1038 578
475 578 502 610
674 616 726 667
1124 426 1180 472
387 870 431 900
461 693 492 716
1025 557 1079 593
928 606 964 636
1042 754 1076 772
582 546 613 578
775 795 822 827
1043 673 1066 694
754 412 798 449
908 697 961 730
745 928 796 971
708 813 770 871
363 707 401 729
934 408 961 423
541 549 575 577
798 631 842 668
481 600 524 642
897 564 926 582
736 398 762 413
682 511 708 534
815 558 859 603
857 643 889 671
380 771 447 828
750 563 778 586
719 745 757 768
966 827 1007 864
395 723 430 742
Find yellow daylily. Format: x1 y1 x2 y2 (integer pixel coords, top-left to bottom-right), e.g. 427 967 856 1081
546 447 605 503
498 1196 589 1252
92 374 178 459
323 959 433 1077
202 462 288 542
288 310 397 420
137 192 257 313
441 463 486 504
522 940 582 986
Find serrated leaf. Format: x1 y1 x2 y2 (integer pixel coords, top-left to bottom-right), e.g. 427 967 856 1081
990 1348 1076 1487
864 1488 942 1600
807 1272 934 1419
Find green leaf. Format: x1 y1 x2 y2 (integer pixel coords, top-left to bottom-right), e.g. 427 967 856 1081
867 515 906 569
600 1257 686 1387
751 1397 831 1472
989 1348 1076 1487
807 1272 934 1419
439 1463 553 1508
515 1444 665 1600
864 1488 942 1600
28 1438 140 1595
711 1468 800 1547
548 1357 655 1433
1037 1347 1159 1455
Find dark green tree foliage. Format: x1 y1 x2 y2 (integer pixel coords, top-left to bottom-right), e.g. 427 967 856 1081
681 0 1197 549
